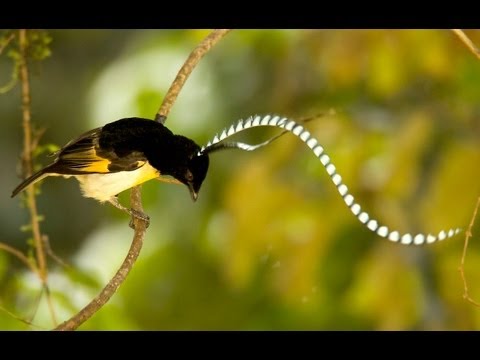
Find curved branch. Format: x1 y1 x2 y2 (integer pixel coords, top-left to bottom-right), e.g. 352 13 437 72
54 29 231 330
55 187 147 330
452 29 480 61
155 29 231 122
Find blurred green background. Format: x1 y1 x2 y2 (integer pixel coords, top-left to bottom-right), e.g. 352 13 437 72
1 29 480 330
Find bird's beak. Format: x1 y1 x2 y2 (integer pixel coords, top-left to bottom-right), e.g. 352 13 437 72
188 183 198 202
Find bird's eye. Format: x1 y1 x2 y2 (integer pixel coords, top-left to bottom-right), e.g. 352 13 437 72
186 170 193 182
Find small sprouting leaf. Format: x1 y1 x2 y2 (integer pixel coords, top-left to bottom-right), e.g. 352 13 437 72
20 224 32 233
46 143 59 154
26 238 34 248
33 143 59 158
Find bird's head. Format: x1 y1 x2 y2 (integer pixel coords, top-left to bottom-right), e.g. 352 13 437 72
178 152 209 202
166 135 209 202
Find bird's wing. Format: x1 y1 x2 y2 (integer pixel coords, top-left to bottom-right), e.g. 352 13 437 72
52 127 148 175
12 126 150 198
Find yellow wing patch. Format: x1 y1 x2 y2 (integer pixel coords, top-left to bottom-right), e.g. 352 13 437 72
55 128 148 175
61 147 147 174
82 161 111 173
62 148 112 173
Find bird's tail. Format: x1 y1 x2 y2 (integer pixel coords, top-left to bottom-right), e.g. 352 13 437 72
11 167 52 198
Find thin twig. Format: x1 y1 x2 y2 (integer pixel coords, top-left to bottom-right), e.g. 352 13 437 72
452 29 480 61
0 32 14 55
0 242 37 274
42 235 70 269
27 286 45 324
459 196 480 307
54 29 231 331
18 29 57 325
0 303 45 330
31 127 47 153
451 29 480 308
55 187 147 330
22 285 56 328
156 29 231 121
44 284 58 326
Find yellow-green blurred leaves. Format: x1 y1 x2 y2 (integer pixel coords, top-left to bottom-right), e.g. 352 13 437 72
215 81 474 327
346 244 422 329
420 141 480 231
409 30 453 80
455 58 480 103
223 151 335 305
383 112 434 200
367 35 408 99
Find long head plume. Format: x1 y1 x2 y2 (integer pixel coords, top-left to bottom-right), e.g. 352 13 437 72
200 114 462 246
199 114 320 156
199 130 287 155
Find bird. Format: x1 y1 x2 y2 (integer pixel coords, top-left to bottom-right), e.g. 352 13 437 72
12 113 463 245
12 117 210 224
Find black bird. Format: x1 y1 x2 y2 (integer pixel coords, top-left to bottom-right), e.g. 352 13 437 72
12 117 210 221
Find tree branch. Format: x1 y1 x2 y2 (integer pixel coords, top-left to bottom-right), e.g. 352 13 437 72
55 187 147 330
54 29 231 330
155 29 231 122
452 29 480 61
18 29 57 326
19 29 47 283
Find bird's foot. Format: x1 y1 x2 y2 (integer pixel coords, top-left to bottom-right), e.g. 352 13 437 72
128 209 150 229
108 197 150 229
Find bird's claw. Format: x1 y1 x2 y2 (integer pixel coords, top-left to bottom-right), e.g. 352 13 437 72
129 209 150 229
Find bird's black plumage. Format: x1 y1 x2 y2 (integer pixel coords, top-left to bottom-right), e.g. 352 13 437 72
98 118 200 174
12 117 210 203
